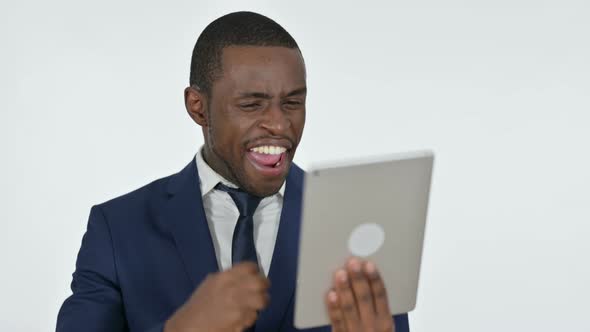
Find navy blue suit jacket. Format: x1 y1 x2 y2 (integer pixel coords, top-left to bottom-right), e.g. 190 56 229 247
57 160 410 331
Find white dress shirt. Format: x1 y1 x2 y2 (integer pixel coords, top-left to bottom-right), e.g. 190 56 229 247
195 149 285 276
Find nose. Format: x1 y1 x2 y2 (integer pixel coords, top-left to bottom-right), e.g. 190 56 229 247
259 102 290 135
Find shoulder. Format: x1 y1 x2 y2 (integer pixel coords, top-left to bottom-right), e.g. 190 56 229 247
96 158 196 212
94 175 168 220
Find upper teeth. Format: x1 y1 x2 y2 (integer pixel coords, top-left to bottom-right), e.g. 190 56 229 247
251 146 286 155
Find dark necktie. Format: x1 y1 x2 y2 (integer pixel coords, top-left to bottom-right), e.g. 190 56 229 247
215 183 262 268
215 183 262 332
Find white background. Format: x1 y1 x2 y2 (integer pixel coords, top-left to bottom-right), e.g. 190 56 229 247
1 0 589 331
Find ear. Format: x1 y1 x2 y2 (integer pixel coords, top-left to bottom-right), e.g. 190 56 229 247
185 86 208 127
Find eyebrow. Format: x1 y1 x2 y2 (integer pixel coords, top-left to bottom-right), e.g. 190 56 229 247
236 86 307 99
285 87 307 97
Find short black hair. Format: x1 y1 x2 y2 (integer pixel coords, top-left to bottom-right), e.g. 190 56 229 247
189 11 300 94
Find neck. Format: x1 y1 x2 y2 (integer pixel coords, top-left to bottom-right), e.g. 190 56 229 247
202 145 239 186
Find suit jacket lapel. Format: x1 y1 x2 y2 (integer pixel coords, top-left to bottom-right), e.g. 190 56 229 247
157 159 304 329
256 165 305 331
159 160 219 288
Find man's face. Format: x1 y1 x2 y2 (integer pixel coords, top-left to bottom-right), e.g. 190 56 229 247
192 46 307 197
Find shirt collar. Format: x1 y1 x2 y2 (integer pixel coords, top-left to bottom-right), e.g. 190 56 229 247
195 147 286 198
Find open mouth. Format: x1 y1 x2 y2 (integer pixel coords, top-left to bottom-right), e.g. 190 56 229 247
246 145 289 177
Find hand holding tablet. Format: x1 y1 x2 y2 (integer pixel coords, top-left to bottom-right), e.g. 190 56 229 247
325 257 396 332
295 150 434 328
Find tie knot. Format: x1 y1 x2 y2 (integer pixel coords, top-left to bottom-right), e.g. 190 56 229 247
215 183 262 217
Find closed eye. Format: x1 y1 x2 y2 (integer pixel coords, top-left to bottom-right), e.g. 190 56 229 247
239 103 261 110
283 100 304 110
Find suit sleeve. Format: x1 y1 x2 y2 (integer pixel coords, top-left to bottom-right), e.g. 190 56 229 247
393 313 410 332
56 205 129 332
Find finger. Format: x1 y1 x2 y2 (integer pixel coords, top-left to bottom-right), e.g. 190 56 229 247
365 261 391 317
347 257 376 327
239 287 270 310
334 269 361 331
325 290 346 332
239 274 271 292
237 309 258 330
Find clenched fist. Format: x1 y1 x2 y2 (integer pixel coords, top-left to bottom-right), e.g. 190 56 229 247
164 262 269 332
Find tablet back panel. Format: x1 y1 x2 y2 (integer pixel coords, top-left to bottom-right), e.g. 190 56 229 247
294 151 434 328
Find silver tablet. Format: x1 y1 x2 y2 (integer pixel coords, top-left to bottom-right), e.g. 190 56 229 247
294 150 434 329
